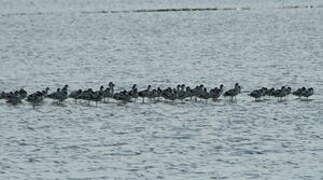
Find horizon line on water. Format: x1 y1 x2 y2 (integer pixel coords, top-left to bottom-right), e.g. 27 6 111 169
87 4 321 14
1 4 322 17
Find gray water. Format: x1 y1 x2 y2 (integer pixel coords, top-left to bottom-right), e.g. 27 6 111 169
1 0 323 179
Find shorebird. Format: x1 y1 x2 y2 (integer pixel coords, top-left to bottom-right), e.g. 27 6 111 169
273 86 291 101
138 85 151 103
27 92 43 107
102 82 115 102
176 84 187 101
161 87 176 101
47 88 60 99
302 87 314 99
273 86 285 100
265 88 275 97
249 87 267 101
89 86 104 106
223 83 241 101
113 90 132 102
26 88 49 108
108 82 115 96
128 84 139 100
47 85 68 104
249 89 262 100
192 85 204 102
15 88 28 99
210 84 224 101
184 86 194 100
69 89 83 103
199 88 210 103
293 87 306 98
78 88 94 105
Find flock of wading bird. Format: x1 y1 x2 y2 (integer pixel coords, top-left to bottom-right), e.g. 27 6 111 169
0 82 314 107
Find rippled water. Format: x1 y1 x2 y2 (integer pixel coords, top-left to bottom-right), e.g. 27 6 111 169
1 0 323 179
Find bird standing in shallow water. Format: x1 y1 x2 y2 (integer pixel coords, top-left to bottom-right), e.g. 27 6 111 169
248 87 267 101
138 85 151 103
15 88 28 99
91 86 104 106
47 85 68 104
223 83 241 101
292 87 306 99
128 84 138 101
69 89 82 103
26 87 49 108
198 88 210 103
113 90 132 103
102 82 115 102
273 86 291 101
301 87 314 100
210 84 224 101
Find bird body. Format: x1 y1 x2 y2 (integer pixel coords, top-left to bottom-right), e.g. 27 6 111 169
224 83 241 100
302 88 314 98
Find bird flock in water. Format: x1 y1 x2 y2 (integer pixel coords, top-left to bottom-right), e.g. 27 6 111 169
0 82 314 108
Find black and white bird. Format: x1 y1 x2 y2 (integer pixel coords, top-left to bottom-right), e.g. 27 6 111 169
223 83 241 100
